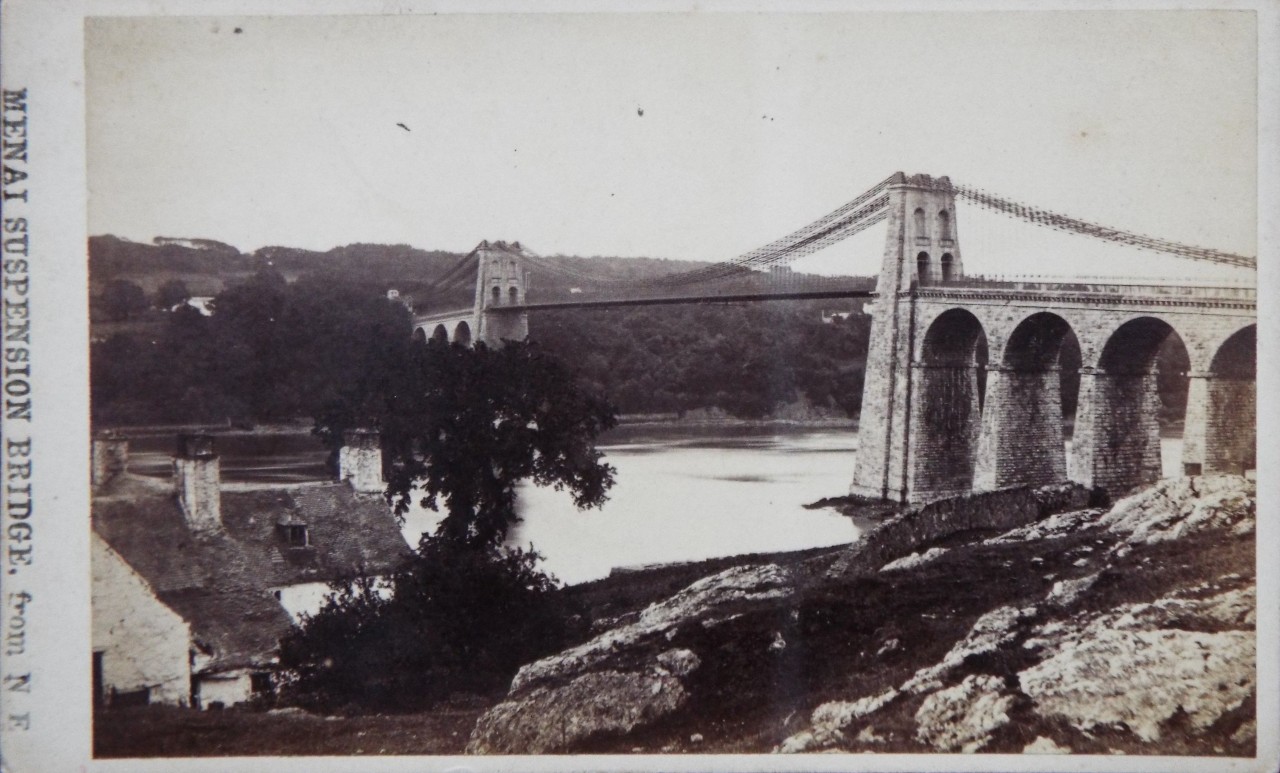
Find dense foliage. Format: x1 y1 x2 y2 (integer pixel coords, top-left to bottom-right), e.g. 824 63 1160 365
531 303 872 419
286 339 615 709
89 234 1190 428
279 537 583 711
91 269 413 425
317 338 618 549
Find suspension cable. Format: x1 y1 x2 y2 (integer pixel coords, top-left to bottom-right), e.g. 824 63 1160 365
954 183 1256 269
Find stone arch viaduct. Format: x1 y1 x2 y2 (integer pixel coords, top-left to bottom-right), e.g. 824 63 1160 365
850 174 1255 503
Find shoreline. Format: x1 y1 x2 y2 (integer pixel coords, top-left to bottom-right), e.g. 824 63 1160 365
98 414 862 437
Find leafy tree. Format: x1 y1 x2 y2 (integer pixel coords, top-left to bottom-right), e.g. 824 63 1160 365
286 340 612 709
278 537 583 710
98 279 149 322
317 338 618 550
153 278 191 310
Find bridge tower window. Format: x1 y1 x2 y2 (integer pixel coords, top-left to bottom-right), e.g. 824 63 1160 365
509 286 519 305
938 209 952 242
492 286 501 304
941 253 955 282
916 252 931 285
913 208 927 243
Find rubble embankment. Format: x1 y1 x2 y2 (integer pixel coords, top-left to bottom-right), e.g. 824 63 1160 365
468 476 1257 756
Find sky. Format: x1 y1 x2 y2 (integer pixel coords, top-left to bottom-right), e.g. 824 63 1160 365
85 11 1258 280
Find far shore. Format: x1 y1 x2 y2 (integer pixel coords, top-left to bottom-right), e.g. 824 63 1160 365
95 413 862 438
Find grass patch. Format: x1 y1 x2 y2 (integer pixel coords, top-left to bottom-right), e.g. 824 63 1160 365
94 702 485 758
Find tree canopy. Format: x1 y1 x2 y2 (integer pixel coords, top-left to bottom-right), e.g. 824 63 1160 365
278 536 583 710
317 338 618 550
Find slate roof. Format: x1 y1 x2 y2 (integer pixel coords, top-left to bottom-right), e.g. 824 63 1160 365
92 474 411 673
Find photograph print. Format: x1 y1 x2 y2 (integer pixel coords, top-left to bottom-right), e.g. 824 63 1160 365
75 6 1267 768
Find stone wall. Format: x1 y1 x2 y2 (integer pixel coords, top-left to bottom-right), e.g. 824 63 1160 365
908 363 982 498
1205 377 1256 473
92 534 191 706
339 430 384 494
1070 371 1162 494
975 368 1066 490
174 454 221 532
480 309 529 344
195 671 254 710
853 279 1253 503
828 483 1096 580
91 436 128 490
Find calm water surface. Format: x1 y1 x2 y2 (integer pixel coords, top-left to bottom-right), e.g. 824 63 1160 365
124 427 1185 586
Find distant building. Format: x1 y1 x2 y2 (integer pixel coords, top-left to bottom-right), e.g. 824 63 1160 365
90 432 411 710
386 288 415 312
171 296 215 316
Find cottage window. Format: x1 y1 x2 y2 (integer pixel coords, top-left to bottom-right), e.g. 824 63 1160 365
282 524 309 547
251 673 273 694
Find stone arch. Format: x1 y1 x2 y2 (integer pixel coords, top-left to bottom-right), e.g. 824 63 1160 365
1200 324 1256 474
412 327 427 344
940 253 955 282
453 321 472 346
431 324 448 343
938 209 952 241
975 312 1080 490
1071 316 1189 494
909 309 988 499
916 252 931 285
1210 323 1256 378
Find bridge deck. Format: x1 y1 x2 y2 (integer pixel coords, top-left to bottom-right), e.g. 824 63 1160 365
414 279 1254 322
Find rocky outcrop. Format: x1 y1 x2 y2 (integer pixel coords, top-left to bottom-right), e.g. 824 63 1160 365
828 483 1097 580
467 564 794 753
1018 592 1255 743
468 476 1255 757
1099 475 1254 544
781 475 1256 755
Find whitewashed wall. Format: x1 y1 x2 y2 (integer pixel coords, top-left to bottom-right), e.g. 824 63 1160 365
91 534 191 706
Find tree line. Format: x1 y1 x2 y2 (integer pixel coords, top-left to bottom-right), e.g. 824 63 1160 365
90 269 875 427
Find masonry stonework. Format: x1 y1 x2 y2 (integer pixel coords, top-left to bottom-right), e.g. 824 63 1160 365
1204 377 1256 474
975 367 1067 491
339 429 384 494
91 434 129 491
174 434 221 533
413 240 530 347
852 174 962 501
849 172 1255 503
92 534 191 706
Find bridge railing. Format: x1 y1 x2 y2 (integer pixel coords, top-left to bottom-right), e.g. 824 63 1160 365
929 274 1256 301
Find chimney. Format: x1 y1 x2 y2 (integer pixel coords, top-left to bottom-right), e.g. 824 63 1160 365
91 431 129 491
339 429 384 494
173 434 221 533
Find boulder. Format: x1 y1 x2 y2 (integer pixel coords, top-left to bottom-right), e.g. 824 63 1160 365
828 483 1094 580
468 563 794 753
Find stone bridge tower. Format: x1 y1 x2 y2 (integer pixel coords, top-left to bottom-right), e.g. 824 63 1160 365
473 240 530 344
850 173 965 502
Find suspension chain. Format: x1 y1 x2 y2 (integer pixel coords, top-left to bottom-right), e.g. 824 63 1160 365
954 183 1255 269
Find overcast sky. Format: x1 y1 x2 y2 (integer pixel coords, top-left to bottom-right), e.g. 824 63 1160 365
86 11 1257 280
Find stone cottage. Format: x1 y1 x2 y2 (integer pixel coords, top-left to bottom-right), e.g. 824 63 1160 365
90 431 411 710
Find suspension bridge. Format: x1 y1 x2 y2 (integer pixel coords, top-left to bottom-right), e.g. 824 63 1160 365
411 171 1256 503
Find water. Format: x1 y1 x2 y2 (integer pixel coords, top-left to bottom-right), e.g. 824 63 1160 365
122 427 1186 586
496 426 861 584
